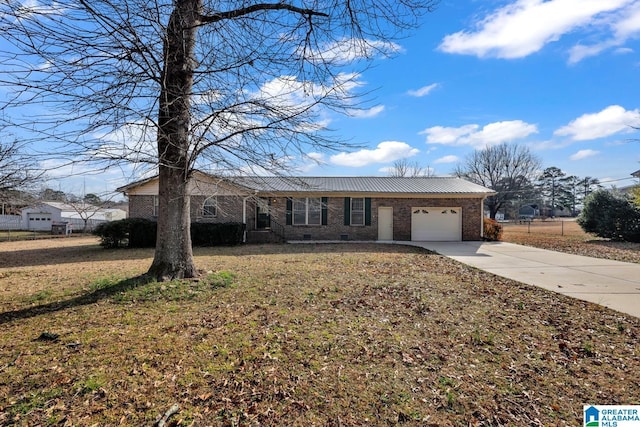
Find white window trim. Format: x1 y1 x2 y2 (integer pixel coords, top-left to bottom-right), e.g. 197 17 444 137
152 195 159 217
292 197 322 226
350 197 365 226
203 196 217 217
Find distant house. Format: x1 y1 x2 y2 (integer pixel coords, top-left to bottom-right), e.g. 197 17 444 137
518 204 539 219
20 202 127 231
118 172 496 242
553 206 573 217
485 211 505 221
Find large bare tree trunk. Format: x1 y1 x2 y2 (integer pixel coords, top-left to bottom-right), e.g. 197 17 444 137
0 0 436 281
147 0 200 280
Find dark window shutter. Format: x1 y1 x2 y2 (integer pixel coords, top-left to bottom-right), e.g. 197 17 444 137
321 197 328 225
344 197 351 225
365 198 372 226
286 198 292 225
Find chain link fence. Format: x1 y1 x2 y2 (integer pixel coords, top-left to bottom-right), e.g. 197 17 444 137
501 219 583 237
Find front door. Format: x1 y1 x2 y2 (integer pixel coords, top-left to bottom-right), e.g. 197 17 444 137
256 198 271 229
377 206 393 240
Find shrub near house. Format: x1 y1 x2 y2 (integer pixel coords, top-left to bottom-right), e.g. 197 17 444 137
93 218 245 248
483 218 503 241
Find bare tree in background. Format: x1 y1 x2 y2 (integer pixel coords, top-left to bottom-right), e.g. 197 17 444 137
387 159 433 177
0 0 436 280
0 137 42 203
63 200 107 233
454 143 541 220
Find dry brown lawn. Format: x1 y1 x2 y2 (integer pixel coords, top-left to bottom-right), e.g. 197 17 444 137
0 236 639 426
502 220 640 264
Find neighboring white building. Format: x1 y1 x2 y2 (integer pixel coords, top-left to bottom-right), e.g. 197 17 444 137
20 202 127 231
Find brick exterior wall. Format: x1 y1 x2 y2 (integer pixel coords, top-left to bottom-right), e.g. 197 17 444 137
268 196 483 241
374 197 482 241
129 195 155 220
129 195 248 223
190 195 245 223
129 195 484 241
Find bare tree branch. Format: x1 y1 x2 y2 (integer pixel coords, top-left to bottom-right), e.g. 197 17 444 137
0 0 437 279
455 143 541 219
200 3 329 24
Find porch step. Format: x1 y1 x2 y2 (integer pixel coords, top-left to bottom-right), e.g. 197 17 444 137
246 230 285 244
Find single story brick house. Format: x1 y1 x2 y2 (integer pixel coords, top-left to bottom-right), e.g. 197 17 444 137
117 172 495 242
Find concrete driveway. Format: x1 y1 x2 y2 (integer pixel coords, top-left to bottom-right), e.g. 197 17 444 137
410 241 640 319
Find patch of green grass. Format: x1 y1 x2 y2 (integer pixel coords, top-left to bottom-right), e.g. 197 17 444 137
470 329 495 346
26 289 53 303
203 270 235 289
582 342 596 357
76 374 106 395
438 376 456 388
8 388 64 416
88 271 235 303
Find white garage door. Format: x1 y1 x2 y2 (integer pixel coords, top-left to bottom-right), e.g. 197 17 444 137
411 207 462 241
27 213 52 231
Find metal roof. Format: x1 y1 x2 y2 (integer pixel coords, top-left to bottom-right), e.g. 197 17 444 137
230 176 495 195
118 173 496 196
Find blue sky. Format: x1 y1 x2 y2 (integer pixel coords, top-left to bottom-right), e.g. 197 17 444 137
302 0 640 188
4 0 640 196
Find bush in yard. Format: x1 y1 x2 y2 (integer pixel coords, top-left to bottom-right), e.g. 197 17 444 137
93 219 130 248
577 190 640 242
127 218 157 248
483 217 503 241
94 219 245 248
190 222 245 246
93 218 157 248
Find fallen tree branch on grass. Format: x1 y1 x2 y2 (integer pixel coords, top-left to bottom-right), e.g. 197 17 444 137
153 403 179 427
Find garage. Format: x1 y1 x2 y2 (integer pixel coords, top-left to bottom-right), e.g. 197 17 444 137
411 207 462 241
27 213 53 231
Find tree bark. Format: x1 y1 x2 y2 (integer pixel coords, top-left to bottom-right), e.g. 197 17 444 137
147 0 200 280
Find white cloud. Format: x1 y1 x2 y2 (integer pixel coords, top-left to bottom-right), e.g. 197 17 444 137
202 72 366 137
330 141 419 167
303 38 403 64
421 120 538 148
347 105 385 118
438 0 632 59
568 43 615 64
614 47 634 55
306 152 325 162
38 158 137 196
554 105 640 141
407 83 439 97
16 0 67 18
421 124 479 145
377 166 394 174
90 120 158 162
568 2 640 63
615 2 640 38
294 152 326 173
570 149 599 160
434 155 459 164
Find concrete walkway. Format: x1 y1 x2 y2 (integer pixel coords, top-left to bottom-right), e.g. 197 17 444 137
409 241 640 319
